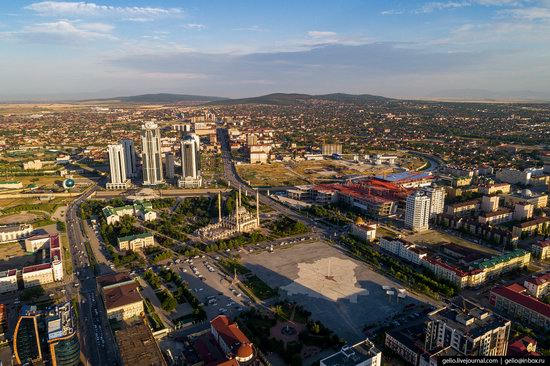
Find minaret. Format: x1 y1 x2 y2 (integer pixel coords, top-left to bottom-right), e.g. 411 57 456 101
235 191 240 231
256 189 260 226
238 186 242 207
218 191 222 223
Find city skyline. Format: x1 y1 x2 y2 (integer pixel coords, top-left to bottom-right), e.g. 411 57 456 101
1 0 550 100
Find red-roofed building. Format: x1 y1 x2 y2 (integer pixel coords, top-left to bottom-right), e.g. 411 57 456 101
210 315 255 364
490 284 550 330
523 272 550 299
507 336 540 357
531 239 550 260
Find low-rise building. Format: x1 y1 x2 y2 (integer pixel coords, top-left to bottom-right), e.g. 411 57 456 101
531 239 550 260
117 232 154 251
523 273 550 299
116 321 167 366
0 224 33 243
512 217 550 238
385 324 425 366
469 249 530 280
0 181 24 189
0 269 18 294
478 208 513 225
320 340 381 366
21 234 64 288
490 283 550 330
102 201 156 225
351 218 377 242
445 200 479 217
98 273 143 321
210 315 255 364
24 234 50 252
478 183 511 195
504 189 548 209
379 237 427 266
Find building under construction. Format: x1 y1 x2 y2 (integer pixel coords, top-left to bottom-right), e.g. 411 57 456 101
195 188 261 241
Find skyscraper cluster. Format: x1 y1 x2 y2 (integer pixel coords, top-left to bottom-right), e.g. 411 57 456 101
107 121 202 189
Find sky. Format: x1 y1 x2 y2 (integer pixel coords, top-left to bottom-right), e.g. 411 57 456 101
1 0 550 100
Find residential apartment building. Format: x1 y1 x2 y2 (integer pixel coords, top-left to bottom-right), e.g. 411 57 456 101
0 269 18 294
478 209 513 225
446 200 480 217
98 273 143 321
523 273 550 299
378 237 427 265
405 191 431 231
107 143 130 190
141 121 164 185
490 283 550 331
121 139 137 178
531 239 550 260
425 298 511 356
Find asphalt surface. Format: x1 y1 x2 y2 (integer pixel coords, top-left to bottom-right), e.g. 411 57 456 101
65 180 121 366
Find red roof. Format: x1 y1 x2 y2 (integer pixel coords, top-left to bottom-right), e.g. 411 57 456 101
533 240 550 248
524 273 550 286
211 315 250 352
236 343 253 358
23 263 52 273
491 284 550 319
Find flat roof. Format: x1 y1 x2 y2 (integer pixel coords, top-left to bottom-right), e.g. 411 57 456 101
375 171 432 183
321 340 380 366
116 322 166 366
492 284 550 319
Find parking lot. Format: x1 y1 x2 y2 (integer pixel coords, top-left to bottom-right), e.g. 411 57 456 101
240 240 428 343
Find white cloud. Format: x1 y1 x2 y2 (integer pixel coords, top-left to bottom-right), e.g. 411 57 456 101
25 1 183 19
308 31 337 38
7 20 117 43
380 9 404 15
182 23 206 30
499 7 550 19
418 2 470 13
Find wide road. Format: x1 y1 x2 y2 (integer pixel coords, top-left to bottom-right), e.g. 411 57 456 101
65 180 120 366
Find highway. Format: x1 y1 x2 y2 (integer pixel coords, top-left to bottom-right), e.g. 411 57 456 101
65 180 120 366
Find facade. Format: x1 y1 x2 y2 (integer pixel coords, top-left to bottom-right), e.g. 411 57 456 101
178 133 202 188
481 195 499 213
121 139 137 178
531 239 550 260
107 144 130 190
102 201 156 225
24 234 50 252
378 237 427 265
405 191 431 231
320 340 381 366
490 283 550 330
210 315 255 363
446 200 480 216
425 298 511 356
523 273 550 299
22 234 64 288
478 209 513 225
13 313 43 365
478 183 511 196
0 223 33 243
512 217 550 238
423 185 446 218
117 232 154 251
496 168 531 185
164 152 175 179
385 324 426 366
0 269 18 294
47 302 80 366
351 219 377 242
504 189 548 209
321 143 343 156
513 202 534 221
141 121 164 185
99 274 143 321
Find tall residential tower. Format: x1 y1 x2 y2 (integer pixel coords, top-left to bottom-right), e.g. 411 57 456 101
107 144 130 190
178 133 202 188
140 121 163 186
121 139 137 178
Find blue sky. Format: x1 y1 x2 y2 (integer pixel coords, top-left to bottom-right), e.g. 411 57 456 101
1 0 550 100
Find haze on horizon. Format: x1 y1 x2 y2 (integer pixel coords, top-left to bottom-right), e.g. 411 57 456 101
1 0 550 101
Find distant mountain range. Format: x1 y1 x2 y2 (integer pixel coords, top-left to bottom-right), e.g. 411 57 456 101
78 92 391 106
82 93 229 103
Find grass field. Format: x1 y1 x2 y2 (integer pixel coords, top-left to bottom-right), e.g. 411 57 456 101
405 229 501 255
236 163 309 186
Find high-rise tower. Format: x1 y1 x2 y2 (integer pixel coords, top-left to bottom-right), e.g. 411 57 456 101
121 139 137 178
178 133 202 188
107 144 130 190
141 121 164 185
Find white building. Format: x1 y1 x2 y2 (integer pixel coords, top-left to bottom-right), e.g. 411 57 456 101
405 191 431 231
320 340 381 366
378 237 428 265
481 195 500 213
178 134 202 188
107 144 130 190
141 121 164 185
496 168 531 185
121 139 137 178
164 152 175 180
423 185 446 218
0 270 18 294
0 224 33 244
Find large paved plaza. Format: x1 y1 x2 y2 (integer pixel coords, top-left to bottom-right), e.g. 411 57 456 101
240 241 425 343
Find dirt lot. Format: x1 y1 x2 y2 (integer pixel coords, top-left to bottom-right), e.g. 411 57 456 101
0 212 41 224
405 229 501 255
0 242 39 271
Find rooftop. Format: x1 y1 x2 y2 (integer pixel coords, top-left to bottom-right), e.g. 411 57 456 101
117 232 153 243
492 284 550 319
116 322 166 366
103 282 142 310
375 171 432 183
320 340 381 366
210 315 250 355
